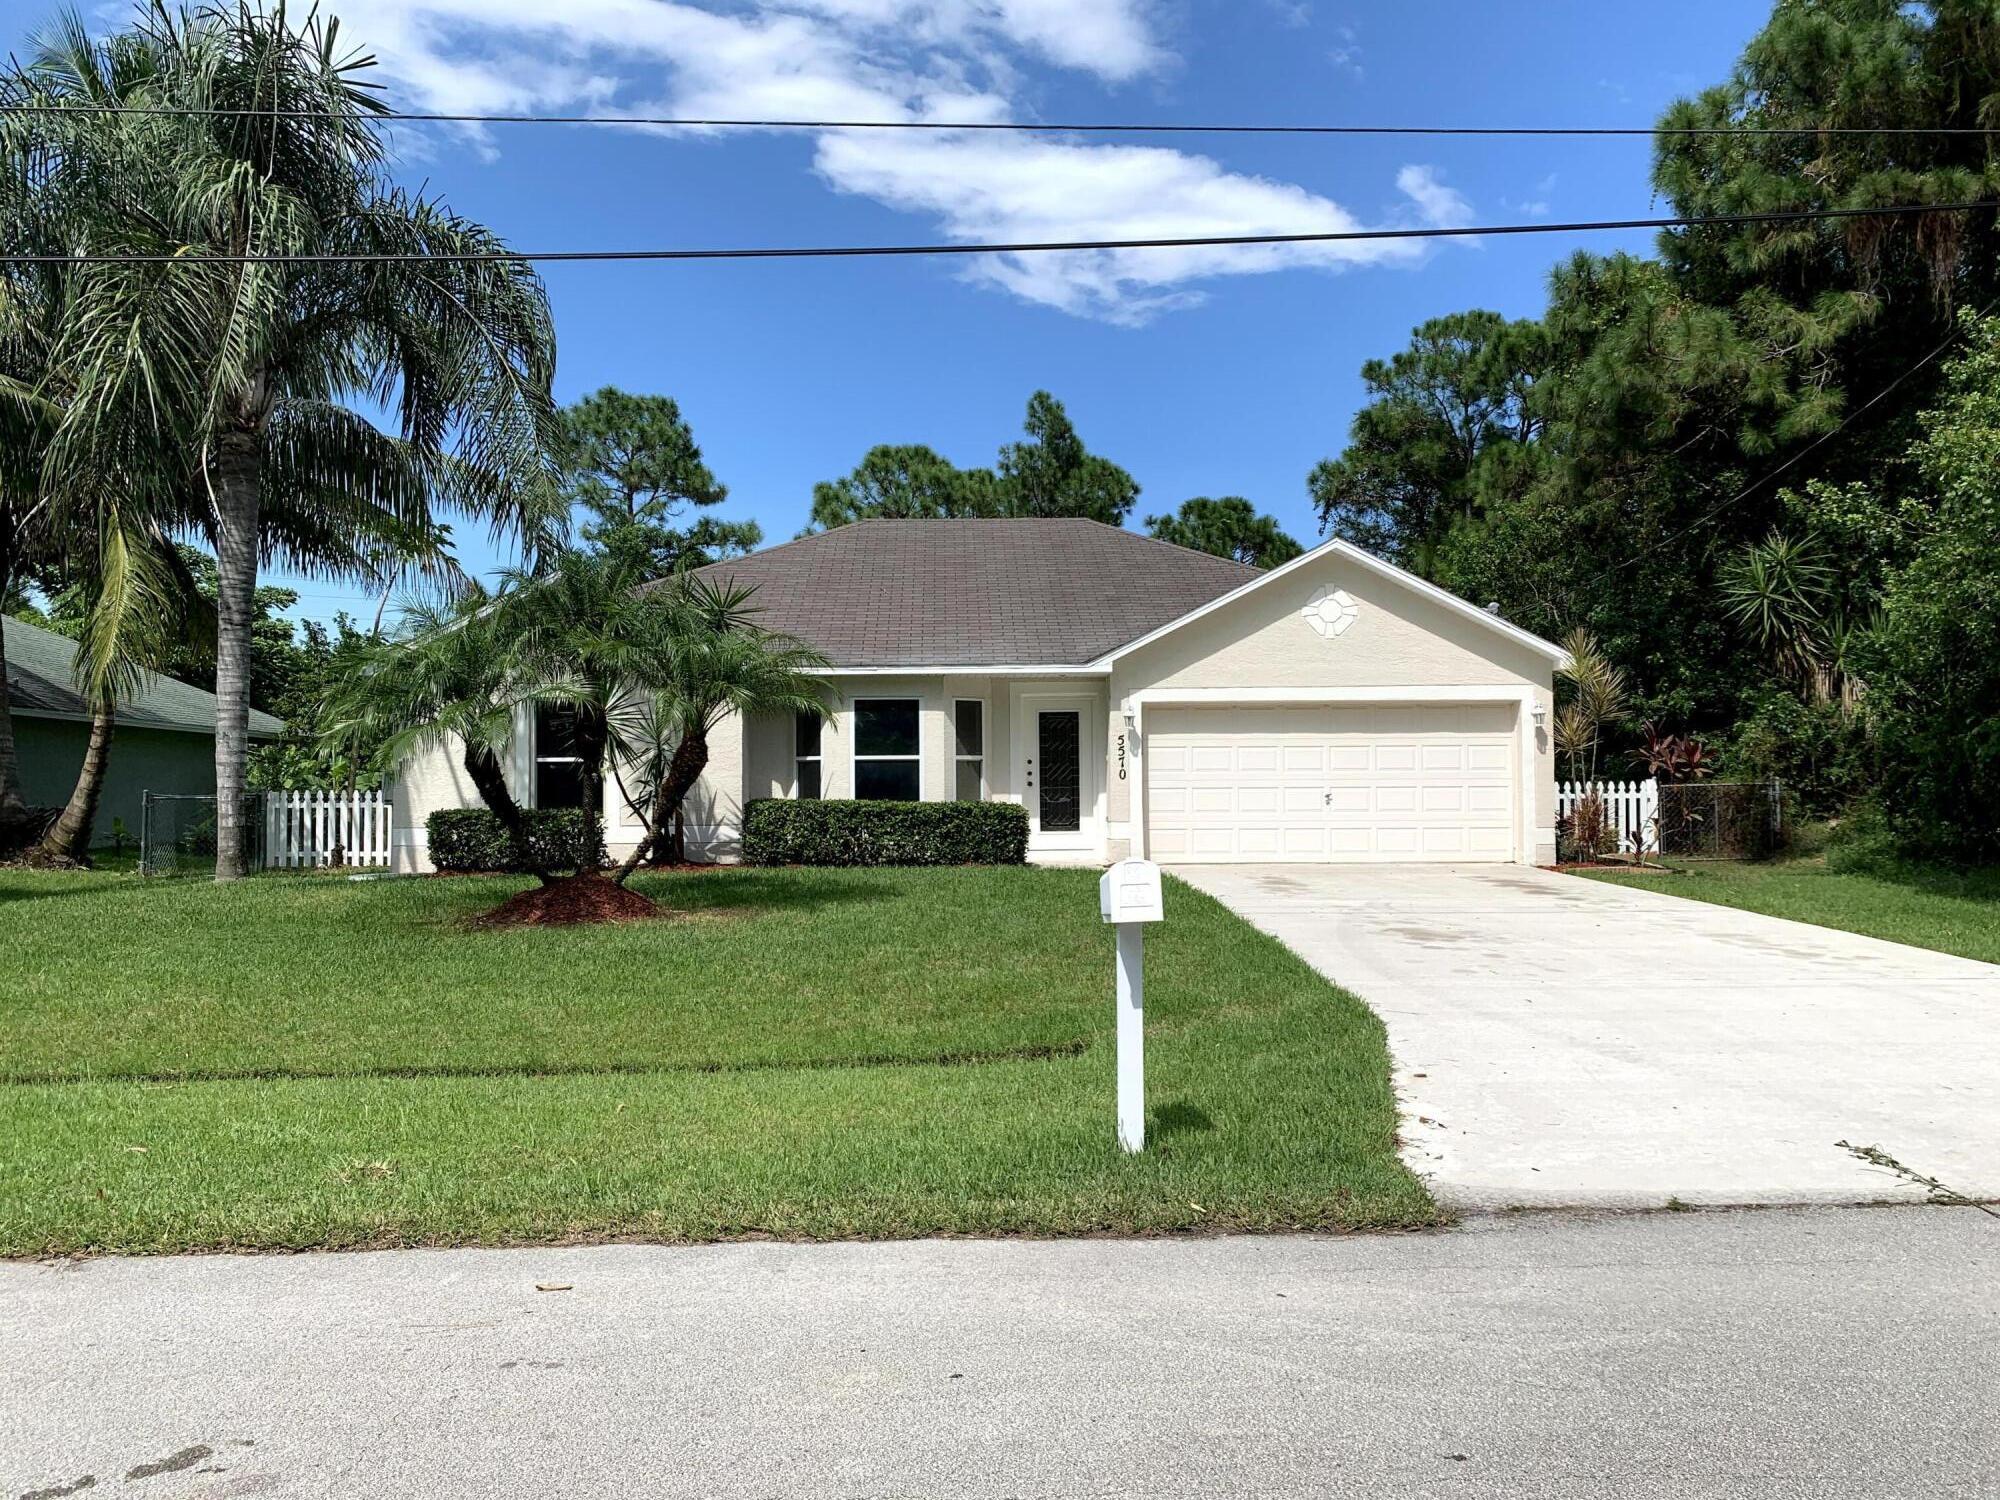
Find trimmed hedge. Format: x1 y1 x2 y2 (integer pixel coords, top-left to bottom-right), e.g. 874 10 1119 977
426 808 606 874
743 799 1029 867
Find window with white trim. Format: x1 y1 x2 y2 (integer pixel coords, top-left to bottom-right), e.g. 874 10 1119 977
853 698 920 802
953 699 985 801
794 710 823 799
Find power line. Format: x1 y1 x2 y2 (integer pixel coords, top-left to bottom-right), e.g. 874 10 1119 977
4 103 1998 136
1582 306 1984 587
5 199 1995 267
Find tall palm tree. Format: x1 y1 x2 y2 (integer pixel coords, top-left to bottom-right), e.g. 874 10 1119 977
11 3 563 880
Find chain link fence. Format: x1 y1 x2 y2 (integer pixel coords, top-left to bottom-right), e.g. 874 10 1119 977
139 792 266 877
1655 780 1784 860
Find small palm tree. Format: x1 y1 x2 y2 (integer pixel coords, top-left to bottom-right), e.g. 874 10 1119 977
606 576 828 885
327 585 553 882
27 522 206 864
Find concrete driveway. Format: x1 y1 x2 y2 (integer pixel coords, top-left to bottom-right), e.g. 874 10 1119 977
1171 864 2000 1209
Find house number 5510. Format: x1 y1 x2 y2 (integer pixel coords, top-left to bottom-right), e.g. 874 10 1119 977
1116 734 1128 781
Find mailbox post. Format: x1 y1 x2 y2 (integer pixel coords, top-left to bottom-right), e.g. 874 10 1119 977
1098 858 1164 1153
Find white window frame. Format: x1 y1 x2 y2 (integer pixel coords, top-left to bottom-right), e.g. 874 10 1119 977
851 697 923 802
793 710 823 799
953 697 987 802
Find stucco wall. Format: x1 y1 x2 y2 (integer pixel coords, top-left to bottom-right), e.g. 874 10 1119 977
1111 550 1554 692
14 717 219 848
389 709 751 872
1109 549 1559 865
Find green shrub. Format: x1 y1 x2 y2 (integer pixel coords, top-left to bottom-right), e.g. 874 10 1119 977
426 808 605 874
743 799 1029 867
1721 688 1873 822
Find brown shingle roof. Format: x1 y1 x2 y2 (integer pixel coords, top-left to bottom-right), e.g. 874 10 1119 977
3 615 283 737
687 519 1260 668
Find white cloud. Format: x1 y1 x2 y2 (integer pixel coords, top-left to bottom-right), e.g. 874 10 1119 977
819 134 1460 322
1394 165 1473 229
317 0 1471 322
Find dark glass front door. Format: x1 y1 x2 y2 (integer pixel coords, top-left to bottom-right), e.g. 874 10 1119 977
1037 711 1082 832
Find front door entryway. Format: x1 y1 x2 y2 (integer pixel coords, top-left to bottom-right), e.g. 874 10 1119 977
1035 709 1082 833
1014 687 1102 856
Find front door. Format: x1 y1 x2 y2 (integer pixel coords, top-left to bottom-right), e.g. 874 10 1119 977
1034 709 1083 836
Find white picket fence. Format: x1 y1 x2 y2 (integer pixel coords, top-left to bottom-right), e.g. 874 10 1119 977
1557 778 1659 855
263 789 392 869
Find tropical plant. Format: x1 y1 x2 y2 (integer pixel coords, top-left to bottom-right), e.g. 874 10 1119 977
9 2 563 880
25 523 204 864
1553 626 1628 782
1638 723 1716 784
327 585 555 881
604 575 828 885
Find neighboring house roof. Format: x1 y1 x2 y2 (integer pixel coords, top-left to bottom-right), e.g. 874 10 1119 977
688 518 1260 668
3 615 284 738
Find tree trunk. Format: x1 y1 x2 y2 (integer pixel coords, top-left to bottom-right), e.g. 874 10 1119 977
0 607 37 854
613 728 709 885
210 424 263 881
29 702 114 865
461 741 555 886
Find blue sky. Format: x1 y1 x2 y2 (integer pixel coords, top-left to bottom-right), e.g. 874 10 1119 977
34 1 1770 627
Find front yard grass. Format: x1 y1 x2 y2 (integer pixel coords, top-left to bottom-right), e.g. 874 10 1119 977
1578 855 2000 965
0 865 1435 1254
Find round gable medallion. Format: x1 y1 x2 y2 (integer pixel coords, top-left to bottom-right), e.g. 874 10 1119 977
1301 585 1359 639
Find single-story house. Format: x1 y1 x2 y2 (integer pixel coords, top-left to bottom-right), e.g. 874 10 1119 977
3 613 283 846
390 519 1567 871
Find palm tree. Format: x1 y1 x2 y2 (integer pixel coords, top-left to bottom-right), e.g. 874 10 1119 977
26 525 206 864
329 583 563 882
606 575 827 885
11 3 563 880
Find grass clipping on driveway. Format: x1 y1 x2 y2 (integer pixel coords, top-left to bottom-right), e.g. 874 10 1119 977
0 866 1435 1254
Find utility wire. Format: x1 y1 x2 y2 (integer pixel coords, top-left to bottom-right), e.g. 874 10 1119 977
5 199 1995 266
4 103 1998 136
1581 305 1985 586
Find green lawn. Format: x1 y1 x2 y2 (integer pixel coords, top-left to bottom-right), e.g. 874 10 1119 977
1579 856 2000 965
0 864 1434 1254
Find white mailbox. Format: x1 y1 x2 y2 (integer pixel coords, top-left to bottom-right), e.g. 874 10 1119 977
1099 859 1163 1154
1099 859 1164 925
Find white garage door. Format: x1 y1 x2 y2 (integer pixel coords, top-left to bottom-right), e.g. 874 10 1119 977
1146 704 1518 863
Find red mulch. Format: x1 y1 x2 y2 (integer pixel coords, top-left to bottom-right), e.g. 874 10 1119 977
468 874 663 929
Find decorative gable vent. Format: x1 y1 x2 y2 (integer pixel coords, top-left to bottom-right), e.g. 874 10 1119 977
1301 585 1359 639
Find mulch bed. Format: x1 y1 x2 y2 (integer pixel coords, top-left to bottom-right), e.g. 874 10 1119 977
467 874 663 929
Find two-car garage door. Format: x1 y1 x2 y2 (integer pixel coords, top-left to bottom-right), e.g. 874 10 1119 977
1146 704 1518 863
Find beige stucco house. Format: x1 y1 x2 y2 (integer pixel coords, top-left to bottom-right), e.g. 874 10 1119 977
390 519 1567 872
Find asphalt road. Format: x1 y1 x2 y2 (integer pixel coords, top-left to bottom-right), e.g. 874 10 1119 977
3 1206 1995 1499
